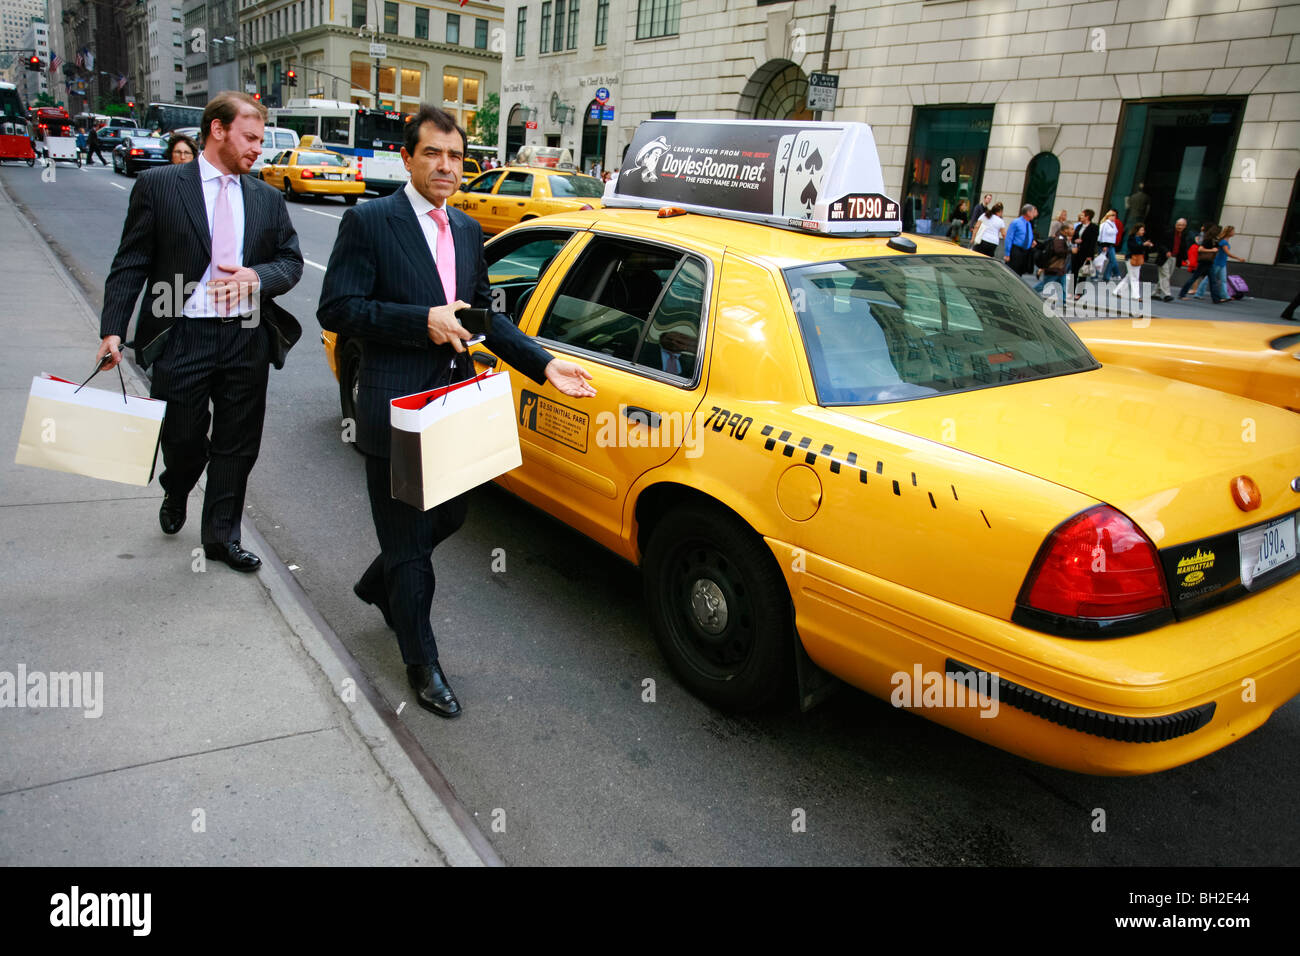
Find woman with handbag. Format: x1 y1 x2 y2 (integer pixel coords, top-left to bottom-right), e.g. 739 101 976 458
1124 224 1154 298
1032 225 1076 302
1097 210 1121 281
971 202 1005 257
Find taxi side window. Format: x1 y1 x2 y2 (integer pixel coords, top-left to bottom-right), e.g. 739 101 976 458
537 238 705 378
497 172 534 197
484 229 574 325
467 171 504 194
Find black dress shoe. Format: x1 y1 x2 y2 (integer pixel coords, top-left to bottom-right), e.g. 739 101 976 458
159 495 186 535
353 580 395 630
406 663 461 718
204 541 262 572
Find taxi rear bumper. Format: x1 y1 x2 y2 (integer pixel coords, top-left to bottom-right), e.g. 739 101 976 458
768 539 1300 775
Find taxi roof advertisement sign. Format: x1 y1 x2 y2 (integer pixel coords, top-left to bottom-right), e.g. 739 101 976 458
608 120 902 236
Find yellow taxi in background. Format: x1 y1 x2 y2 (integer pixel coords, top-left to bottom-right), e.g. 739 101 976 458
1073 319 1300 413
322 120 1300 775
449 165 604 235
260 144 365 205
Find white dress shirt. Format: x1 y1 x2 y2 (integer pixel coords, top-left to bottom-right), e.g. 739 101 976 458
403 180 451 268
183 153 248 317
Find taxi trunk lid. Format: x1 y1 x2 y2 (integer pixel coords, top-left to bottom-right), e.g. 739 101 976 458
848 364 1300 551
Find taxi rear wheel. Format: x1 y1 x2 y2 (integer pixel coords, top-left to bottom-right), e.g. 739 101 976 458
282 178 295 202
643 505 794 711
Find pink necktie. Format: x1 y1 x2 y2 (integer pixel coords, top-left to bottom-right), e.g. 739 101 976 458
429 207 456 305
211 175 238 314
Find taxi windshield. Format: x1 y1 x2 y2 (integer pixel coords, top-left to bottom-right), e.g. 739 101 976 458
784 255 1097 405
548 174 604 198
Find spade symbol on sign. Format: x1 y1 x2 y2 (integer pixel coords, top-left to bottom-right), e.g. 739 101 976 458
778 165 787 175
800 179 818 208
805 148 824 175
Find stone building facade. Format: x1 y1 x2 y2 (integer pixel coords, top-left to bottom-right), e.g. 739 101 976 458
501 0 1300 265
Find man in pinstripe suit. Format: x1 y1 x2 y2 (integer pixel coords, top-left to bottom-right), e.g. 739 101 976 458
94 92 303 573
319 106 595 718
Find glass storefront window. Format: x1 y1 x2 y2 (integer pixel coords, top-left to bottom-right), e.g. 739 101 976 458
1105 98 1245 242
902 105 993 236
1277 172 1300 265
378 66 395 95
444 74 459 103
463 77 479 106
350 59 369 92
401 68 420 99
1022 152 1061 240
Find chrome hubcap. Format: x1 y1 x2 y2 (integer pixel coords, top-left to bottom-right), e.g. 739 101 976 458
690 578 728 634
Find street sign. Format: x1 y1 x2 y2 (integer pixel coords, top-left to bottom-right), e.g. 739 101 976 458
245 83 257 94
595 87 609 104
369 41 387 58
807 72 839 111
589 106 614 121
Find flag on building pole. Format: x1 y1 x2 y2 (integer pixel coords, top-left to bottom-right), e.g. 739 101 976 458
116 75 127 91
74 50 83 68
83 48 94 70
50 52 63 73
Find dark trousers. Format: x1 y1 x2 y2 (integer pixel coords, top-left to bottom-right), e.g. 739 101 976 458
88 146 106 165
1178 261 1217 301
148 317 270 544
361 453 469 666
1008 244 1033 275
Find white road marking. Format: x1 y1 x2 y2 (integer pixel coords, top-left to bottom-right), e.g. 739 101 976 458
396 701 406 715
301 208 341 219
304 259 327 271
111 182 126 190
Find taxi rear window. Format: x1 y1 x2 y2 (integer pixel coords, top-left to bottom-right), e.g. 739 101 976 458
783 255 1097 405
548 175 604 199
295 151 347 166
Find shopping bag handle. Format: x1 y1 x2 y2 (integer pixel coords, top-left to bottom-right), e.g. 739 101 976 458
75 357 128 404
423 354 485 408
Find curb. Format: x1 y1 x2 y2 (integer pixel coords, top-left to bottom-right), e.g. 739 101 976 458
1 176 501 867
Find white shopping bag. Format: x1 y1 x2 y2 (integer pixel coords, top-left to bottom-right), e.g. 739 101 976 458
389 369 521 511
15 369 165 486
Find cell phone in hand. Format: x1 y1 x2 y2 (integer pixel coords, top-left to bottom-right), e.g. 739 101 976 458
457 307 490 345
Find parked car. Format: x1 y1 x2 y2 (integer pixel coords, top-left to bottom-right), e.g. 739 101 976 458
112 134 169 176
320 119 1300 776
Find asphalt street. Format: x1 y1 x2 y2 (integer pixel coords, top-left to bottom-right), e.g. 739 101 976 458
4 158 1297 866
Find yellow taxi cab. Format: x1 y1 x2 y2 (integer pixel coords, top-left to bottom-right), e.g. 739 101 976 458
1072 319 1300 413
461 156 481 186
449 164 604 235
322 120 1300 775
260 139 365 205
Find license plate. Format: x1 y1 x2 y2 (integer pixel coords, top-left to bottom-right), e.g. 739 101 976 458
1239 514 1297 589
325 173 341 180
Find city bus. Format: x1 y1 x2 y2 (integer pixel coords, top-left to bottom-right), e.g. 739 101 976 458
143 102 203 133
0 80 26 120
268 100 409 192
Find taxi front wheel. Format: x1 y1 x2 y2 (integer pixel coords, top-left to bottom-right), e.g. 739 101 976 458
643 505 794 711
338 338 365 455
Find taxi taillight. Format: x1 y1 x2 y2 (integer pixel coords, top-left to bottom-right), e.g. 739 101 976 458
300 169 315 178
579 203 593 210
1014 505 1171 637
129 148 144 156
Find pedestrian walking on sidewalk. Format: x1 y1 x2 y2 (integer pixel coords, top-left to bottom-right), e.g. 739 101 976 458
1004 204 1038 276
1097 210 1121 281
1071 209 1099 290
1210 226 1245 302
1048 209 1068 239
972 202 1004 256
1032 225 1075 302
317 106 596 719
1156 218 1191 302
86 124 107 166
1124 224 1154 299
1179 226 1223 302
94 91 304 573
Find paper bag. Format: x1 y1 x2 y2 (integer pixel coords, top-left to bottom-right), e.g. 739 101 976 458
389 369 521 511
15 372 165 486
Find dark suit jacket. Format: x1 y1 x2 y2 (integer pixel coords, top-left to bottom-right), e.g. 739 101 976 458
1074 222 1099 260
317 189 554 458
100 159 304 370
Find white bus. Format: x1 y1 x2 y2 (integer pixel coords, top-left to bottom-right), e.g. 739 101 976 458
268 100 409 192
143 102 204 133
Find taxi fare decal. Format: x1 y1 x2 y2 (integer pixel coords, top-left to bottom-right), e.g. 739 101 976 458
520 389 589 452
703 407 983 524
1176 548 1216 589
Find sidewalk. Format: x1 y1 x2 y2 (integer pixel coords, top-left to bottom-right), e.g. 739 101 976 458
0 183 488 866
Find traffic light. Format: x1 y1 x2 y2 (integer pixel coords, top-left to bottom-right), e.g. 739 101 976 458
253 93 261 101
127 100 135 109
26 55 41 71
285 69 297 87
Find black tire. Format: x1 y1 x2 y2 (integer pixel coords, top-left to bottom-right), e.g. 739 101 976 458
344 194 358 206
25 156 34 167
282 178 295 202
338 338 365 455
642 504 795 711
